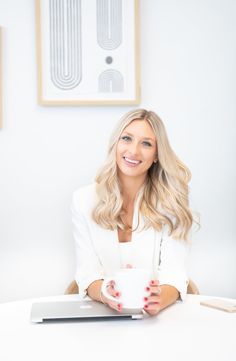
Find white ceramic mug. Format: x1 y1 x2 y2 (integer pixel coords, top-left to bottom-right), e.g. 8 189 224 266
101 268 152 310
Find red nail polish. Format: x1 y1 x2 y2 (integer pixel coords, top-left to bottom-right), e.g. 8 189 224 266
144 297 148 302
145 287 150 292
118 303 122 309
144 304 148 309
115 292 120 297
150 280 155 285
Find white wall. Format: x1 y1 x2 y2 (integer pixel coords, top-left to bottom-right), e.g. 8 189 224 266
0 0 235 303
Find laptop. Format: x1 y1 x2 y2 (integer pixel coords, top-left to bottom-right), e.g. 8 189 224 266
30 299 144 323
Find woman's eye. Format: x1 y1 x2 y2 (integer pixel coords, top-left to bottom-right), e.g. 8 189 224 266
120 135 132 142
142 141 152 147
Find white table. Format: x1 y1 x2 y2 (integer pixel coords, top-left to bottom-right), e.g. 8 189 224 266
0 294 235 361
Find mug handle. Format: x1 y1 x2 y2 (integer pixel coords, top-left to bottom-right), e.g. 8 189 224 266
101 277 117 303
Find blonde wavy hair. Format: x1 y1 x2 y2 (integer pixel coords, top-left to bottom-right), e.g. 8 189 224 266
92 109 193 241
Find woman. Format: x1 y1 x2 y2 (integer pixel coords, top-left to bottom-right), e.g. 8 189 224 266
72 109 193 316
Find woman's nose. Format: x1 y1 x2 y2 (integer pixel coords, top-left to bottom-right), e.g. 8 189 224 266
128 141 139 155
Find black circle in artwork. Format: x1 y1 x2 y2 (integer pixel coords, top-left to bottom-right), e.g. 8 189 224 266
105 56 113 64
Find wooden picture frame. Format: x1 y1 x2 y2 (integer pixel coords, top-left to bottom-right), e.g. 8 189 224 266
0 28 2 128
35 0 140 105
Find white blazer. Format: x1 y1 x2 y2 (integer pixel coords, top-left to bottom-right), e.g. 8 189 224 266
71 184 189 300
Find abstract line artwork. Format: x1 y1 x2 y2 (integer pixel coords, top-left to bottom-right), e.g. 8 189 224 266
97 0 122 50
36 0 140 105
98 69 124 92
97 0 124 92
49 0 82 90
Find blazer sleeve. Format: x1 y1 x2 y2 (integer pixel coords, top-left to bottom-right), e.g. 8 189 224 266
71 191 105 298
158 227 190 301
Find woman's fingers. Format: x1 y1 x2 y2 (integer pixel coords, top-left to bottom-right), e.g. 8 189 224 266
145 295 160 303
143 279 161 315
102 293 122 312
150 279 159 287
107 281 121 298
150 286 161 295
148 279 161 296
107 300 122 312
101 280 122 312
109 287 121 298
144 302 161 315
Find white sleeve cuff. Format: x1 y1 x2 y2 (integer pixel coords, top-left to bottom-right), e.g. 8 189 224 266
158 271 189 301
75 273 104 299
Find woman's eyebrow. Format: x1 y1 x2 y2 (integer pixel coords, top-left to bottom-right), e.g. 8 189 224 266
122 131 155 142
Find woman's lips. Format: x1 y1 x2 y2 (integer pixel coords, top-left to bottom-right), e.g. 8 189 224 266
123 156 142 167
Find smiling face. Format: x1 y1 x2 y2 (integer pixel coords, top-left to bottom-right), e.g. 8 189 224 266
116 119 157 182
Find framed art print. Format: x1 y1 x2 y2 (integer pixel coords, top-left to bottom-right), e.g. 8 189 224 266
0 28 2 128
35 0 140 105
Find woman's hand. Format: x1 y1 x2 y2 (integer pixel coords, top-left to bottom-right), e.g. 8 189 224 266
143 279 161 316
100 280 123 312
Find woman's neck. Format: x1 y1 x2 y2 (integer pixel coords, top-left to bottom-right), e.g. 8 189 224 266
119 174 146 205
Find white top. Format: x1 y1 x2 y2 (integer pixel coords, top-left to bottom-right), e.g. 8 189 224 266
119 242 134 268
71 184 190 299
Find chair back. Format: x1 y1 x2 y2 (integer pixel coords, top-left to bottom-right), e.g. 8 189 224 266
187 279 199 295
65 280 79 294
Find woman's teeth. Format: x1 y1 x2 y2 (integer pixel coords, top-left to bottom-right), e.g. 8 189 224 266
124 157 141 164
